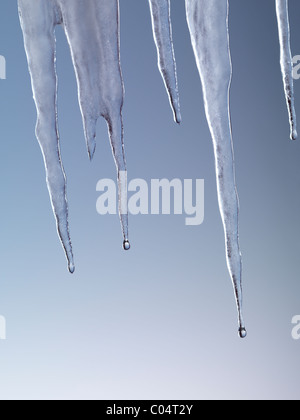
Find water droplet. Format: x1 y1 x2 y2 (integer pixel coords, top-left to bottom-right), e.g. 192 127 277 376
123 240 131 251
68 262 75 274
239 328 247 339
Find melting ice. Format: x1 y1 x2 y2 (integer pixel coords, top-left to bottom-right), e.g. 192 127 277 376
18 0 297 337
18 0 130 273
185 0 246 338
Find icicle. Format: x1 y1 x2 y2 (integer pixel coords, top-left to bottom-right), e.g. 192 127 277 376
18 0 130 272
148 0 181 123
276 0 297 140
186 0 246 338
18 0 74 273
60 0 130 250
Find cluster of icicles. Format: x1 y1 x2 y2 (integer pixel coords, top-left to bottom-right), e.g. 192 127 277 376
18 0 296 338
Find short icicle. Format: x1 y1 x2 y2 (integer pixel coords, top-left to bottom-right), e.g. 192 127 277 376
276 0 297 140
148 0 181 123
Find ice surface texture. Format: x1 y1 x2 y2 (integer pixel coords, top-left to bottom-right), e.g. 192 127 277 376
148 0 181 124
18 0 297 337
183 0 296 336
185 0 246 338
276 0 297 140
18 0 130 273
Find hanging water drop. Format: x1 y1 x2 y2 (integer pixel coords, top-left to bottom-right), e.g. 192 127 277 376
123 240 131 251
239 328 247 339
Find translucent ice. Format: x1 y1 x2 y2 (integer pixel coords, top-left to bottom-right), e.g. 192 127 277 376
186 0 246 337
276 0 297 140
148 0 181 123
17 0 300 337
18 0 130 272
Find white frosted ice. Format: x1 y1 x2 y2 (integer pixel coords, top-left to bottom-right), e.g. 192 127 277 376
148 0 181 123
276 0 297 140
18 0 130 273
186 0 246 338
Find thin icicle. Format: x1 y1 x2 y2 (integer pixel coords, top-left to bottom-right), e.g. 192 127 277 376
186 0 246 338
60 0 130 250
148 0 181 123
18 0 130 272
276 0 297 140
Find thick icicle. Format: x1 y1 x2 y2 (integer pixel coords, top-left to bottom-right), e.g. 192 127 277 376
276 0 297 140
148 0 181 123
18 0 130 272
18 0 74 273
186 0 246 338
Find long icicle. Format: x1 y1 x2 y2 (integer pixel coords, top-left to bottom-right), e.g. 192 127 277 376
18 0 130 273
59 0 130 250
186 0 246 338
148 0 181 123
276 0 297 140
18 0 75 273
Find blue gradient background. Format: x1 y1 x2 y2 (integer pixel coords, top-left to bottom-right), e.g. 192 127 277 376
0 0 300 400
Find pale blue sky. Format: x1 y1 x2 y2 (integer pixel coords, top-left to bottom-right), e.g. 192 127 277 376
0 0 300 400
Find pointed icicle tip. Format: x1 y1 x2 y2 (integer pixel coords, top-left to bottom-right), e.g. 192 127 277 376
88 140 96 161
291 129 298 141
174 109 182 125
68 262 75 274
